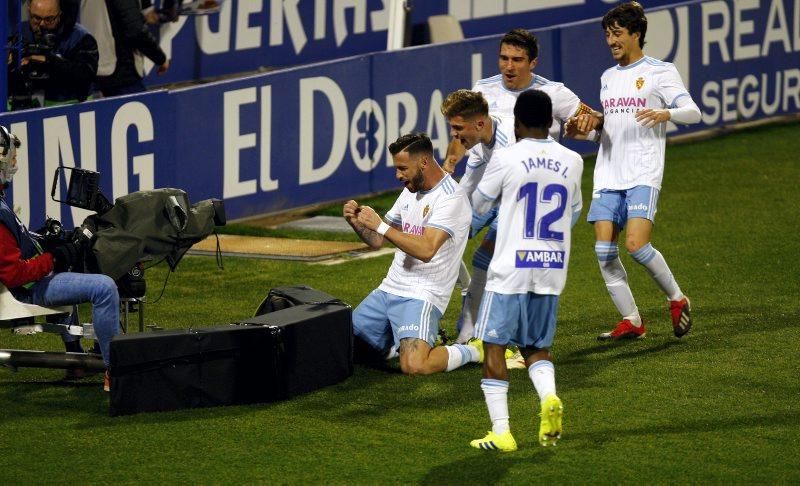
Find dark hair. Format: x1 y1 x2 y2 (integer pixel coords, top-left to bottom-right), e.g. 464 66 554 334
500 28 539 61
514 90 552 130
441 90 489 120
602 2 647 48
389 132 433 157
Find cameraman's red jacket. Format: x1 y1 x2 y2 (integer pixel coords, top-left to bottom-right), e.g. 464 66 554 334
0 220 54 289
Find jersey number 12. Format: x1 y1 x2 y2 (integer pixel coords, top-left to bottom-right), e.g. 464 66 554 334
518 182 567 242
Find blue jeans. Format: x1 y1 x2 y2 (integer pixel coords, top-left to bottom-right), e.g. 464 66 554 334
28 272 120 367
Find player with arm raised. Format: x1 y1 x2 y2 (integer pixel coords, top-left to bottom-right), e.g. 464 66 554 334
568 2 701 341
468 90 583 451
344 133 482 375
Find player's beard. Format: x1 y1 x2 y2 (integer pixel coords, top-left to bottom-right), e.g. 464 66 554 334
406 169 425 193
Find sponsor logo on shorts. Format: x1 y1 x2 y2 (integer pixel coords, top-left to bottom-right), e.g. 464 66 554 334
628 203 649 212
487 329 499 338
398 324 420 333
516 250 565 269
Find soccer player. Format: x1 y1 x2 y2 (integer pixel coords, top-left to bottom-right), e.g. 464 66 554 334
345 133 481 375
440 89 515 344
444 28 598 344
468 90 583 451
566 1 701 340
443 28 596 172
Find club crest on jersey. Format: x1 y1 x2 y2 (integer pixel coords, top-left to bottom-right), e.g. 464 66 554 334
516 250 565 269
636 77 645 90
422 205 430 218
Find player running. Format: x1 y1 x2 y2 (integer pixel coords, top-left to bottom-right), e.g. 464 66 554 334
469 90 583 451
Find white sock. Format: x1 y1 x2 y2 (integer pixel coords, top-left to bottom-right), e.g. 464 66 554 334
596 242 641 326
385 346 399 360
445 343 479 371
630 243 683 301
456 267 487 343
481 379 510 435
528 360 556 403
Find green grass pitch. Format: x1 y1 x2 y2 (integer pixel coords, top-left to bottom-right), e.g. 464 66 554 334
1 122 798 483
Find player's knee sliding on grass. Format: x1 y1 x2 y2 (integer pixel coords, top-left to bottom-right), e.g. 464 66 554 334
352 291 481 375
345 132 479 376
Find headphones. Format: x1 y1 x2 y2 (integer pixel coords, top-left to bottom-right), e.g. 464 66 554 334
0 126 21 157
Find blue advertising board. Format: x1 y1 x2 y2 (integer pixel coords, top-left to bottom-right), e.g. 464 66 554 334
1 0 798 229
142 0 688 87
412 0 682 37
0 91 173 228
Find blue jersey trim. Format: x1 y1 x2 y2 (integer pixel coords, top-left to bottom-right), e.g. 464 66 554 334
644 56 668 66
476 187 497 202
426 222 454 238
475 74 503 85
420 174 455 195
616 56 648 71
669 92 690 108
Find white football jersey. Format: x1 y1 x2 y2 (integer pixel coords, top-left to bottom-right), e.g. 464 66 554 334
380 174 472 313
473 74 581 140
595 56 694 191
474 138 583 295
459 114 516 199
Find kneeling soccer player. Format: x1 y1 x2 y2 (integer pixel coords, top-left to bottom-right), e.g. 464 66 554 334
345 132 482 375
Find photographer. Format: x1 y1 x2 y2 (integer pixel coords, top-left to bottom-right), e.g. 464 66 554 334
7 0 98 110
0 126 118 391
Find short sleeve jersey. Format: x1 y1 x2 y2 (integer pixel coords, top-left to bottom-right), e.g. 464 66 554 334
473 74 581 140
458 114 516 199
380 174 471 313
475 138 584 296
595 56 693 191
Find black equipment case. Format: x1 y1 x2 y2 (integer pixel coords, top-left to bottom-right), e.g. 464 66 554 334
109 286 352 416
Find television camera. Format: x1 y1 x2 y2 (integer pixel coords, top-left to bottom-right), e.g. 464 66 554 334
0 167 226 372
8 31 57 110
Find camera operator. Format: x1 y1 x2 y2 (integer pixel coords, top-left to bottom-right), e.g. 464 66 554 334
6 0 98 110
0 126 118 391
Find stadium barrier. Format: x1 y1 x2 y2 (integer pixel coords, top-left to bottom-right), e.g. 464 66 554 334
0 0 797 228
139 0 682 87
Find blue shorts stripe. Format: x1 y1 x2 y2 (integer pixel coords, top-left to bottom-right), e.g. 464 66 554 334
420 301 431 343
475 291 494 339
